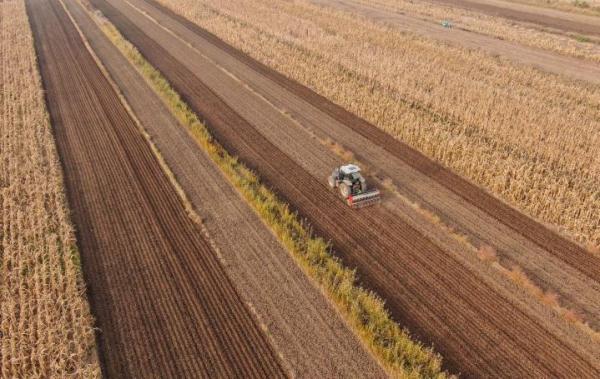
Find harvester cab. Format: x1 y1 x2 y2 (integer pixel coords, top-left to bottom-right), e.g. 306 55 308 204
328 164 381 208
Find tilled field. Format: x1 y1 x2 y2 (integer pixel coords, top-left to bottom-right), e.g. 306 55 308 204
60 0 387 376
90 0 600 376
27 0 286 377
117 0 600 327
135 0 600 328
124 0 600 281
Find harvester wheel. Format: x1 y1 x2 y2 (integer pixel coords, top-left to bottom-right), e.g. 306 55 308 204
339 183 351 198
328 176 337 188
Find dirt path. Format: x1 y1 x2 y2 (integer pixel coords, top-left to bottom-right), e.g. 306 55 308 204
429 0 600 36
122 0 600 327
92 0 600 376
62 1 387 376
310 0 600 85
26 0 287 377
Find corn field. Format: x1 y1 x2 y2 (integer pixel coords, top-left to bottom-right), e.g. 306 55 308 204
159 0 600 247
0 1 100 377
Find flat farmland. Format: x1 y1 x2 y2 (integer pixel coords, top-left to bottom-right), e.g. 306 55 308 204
26 0 286 376
89 0 600 376
428 0 600 35
9 0 599 376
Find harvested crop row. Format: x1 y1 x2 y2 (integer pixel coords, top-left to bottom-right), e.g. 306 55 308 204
91 0 600 376
154 0 600 248
26 0 286 377
0 1 99 377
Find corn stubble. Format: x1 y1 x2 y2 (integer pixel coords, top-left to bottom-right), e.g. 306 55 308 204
159 0 600 248
0 1 99 377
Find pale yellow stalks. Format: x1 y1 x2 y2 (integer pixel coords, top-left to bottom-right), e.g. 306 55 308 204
0 1 100 377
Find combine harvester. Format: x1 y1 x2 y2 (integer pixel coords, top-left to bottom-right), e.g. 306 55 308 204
328 164 381 208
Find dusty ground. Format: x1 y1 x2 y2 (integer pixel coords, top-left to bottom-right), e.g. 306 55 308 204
91 0 600 376
63 0 387 376
27 0 286 377
311 0 600 84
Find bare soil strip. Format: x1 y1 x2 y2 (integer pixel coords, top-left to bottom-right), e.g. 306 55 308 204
26 0 286 377
128 0 600 320
92 0 600 376
310 0 600 85
62 0 388 376
428 0 600 36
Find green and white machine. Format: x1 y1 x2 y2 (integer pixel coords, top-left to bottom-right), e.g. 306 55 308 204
328 164 381 208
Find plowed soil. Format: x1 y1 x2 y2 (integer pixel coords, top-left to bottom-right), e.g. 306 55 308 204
61 0 386 376
27 0 286 377
91 0 600 377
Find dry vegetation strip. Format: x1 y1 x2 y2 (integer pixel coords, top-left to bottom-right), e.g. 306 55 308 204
0 1 100 377
87 4 447 377
428 0 600 37
156 0 600 248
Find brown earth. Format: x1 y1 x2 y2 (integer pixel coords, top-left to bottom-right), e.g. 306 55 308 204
428 0 600 36
91 0 600 377
62 0 387 376
26 0 287 377
310 0 600 85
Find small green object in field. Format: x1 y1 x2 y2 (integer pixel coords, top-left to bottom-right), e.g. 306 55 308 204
441 20 453 28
